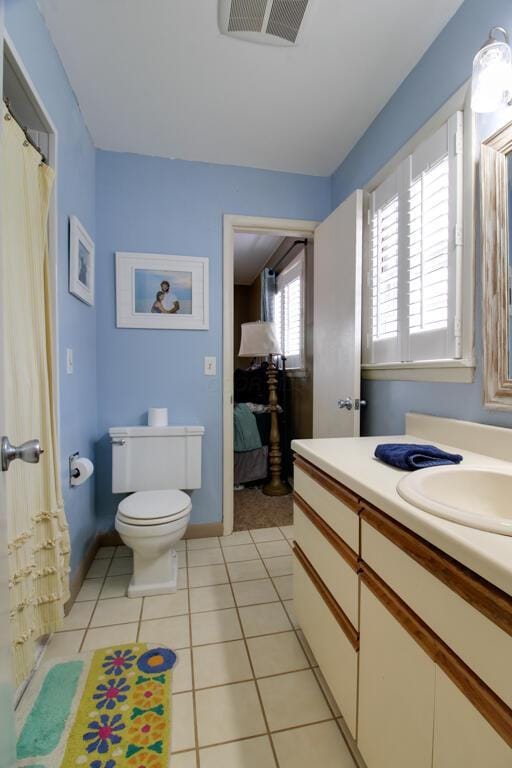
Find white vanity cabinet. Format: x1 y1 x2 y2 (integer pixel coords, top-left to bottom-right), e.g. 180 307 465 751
294 550 359 736
432 668 512 768
357 574 512 768
293 455 360 738
292 452 512 768
358 582 435 768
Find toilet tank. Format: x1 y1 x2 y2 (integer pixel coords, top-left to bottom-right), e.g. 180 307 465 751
109 425 204 493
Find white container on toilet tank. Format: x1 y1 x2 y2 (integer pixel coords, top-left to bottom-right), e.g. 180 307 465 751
109 424 204 597
110 425 203 493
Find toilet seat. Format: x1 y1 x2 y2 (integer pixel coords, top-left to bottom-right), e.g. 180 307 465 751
117 489 191 526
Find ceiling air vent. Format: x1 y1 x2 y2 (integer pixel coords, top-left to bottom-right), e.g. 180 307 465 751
219 0 311 46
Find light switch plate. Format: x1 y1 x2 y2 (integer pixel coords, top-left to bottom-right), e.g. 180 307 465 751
204 356 216 376
66 348 74 374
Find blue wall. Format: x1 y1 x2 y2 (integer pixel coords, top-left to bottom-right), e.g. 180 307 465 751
95 151 330 528
10 0 512 552
331 0 512 436
5 0 98 574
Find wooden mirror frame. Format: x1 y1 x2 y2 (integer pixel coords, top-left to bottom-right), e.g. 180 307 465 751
481 119 512 409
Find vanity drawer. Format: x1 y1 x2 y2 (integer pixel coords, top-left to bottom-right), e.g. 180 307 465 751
361 511 512 709
294 456 360 552
294 493 359 628
293 544 359 738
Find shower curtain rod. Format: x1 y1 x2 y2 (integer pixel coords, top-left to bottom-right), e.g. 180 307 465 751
3 98 48 165
273 238 307 272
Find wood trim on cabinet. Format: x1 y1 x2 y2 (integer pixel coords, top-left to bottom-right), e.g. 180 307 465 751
361 503 512 638
293 543 359 651
293 454 360 512
293 491 360 572
361 563 512 749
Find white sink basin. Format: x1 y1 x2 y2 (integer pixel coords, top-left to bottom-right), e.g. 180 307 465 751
397 466 512 536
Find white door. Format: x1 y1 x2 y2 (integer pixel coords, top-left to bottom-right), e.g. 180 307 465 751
0 4 17 763
313 190 364 437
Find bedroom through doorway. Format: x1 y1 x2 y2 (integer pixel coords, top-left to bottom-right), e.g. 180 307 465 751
231 227 315 531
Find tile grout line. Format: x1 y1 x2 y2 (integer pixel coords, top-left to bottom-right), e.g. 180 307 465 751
73 547 133 651
262 527 359 755
183 547 202 768
76 548 116 652
253 529 347 727
68 533 353 764
170 712 341 755
218 534 282 768
134 587 145 642
168 663 319 694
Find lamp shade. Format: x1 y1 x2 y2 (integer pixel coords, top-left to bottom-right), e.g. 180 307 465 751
239 321 281 357
471 27 512 113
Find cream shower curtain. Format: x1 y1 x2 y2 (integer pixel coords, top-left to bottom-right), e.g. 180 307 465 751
2 105 70 684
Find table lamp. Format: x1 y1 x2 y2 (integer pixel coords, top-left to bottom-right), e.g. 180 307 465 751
238 321 289 496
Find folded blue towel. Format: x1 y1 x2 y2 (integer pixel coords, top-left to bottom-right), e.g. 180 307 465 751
374 443 463 471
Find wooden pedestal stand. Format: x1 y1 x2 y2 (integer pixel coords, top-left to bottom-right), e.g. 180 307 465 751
263 355 290 497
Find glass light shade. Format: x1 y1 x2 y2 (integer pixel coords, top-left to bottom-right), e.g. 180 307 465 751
471 37 512 113
238 321 281 357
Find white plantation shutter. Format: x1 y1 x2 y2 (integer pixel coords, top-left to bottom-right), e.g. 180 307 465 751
368 169 401 363
274 251 305 369
364 111 463 364
405 113 462 361
408 157 450 334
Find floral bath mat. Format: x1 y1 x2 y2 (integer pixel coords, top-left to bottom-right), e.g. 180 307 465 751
16 643 176 768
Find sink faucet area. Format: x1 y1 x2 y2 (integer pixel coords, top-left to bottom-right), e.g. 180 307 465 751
397 465 512 536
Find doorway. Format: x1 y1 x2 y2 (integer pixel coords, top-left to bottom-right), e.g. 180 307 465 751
223 215 318 535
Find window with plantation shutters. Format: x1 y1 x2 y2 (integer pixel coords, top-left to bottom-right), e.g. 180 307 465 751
368 168 401 364
364 111 463 365
274 251 305 370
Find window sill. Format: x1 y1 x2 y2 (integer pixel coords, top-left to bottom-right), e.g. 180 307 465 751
285 369 308 379
361 359 475 383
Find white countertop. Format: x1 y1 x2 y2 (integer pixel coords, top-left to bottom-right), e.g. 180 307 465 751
292 431 512 597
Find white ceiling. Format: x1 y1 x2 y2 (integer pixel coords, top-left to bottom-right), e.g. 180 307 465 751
38 0 464 175
234 233 283 285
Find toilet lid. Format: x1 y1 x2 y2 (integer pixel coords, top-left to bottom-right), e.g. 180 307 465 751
117 489 191 524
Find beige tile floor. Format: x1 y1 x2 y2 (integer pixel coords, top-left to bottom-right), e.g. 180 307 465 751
45 525 357 768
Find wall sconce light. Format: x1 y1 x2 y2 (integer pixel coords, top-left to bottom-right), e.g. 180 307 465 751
472 26 512 113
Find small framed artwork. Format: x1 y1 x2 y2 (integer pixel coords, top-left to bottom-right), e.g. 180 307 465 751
69 215 95 306
116 251 209 330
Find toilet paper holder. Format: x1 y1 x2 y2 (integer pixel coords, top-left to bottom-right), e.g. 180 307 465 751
69 451 94 487
69 451 80 485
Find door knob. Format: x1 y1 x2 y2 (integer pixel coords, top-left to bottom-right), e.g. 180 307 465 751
337 398 367 411
1 436 44 472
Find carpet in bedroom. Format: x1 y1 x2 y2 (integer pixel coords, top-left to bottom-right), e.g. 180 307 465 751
233 487 293 531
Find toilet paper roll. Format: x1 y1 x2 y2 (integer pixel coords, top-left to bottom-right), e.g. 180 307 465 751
148 407 168 427
70 457 94 486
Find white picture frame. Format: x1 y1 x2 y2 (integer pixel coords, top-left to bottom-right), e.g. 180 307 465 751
116 251 209 330
69 215 95 306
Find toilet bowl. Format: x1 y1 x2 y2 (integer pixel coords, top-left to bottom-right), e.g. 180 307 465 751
109 423 204 598
115 489 192 597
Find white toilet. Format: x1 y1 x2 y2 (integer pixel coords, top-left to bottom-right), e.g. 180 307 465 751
109 424 204 597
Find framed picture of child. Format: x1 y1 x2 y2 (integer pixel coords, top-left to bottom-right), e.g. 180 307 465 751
69 215 95 305
115 252 209 329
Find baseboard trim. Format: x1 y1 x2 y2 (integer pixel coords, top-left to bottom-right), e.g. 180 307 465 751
65 533 101 614
185 522 224 539
95 522 224 545
98 530 123 546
